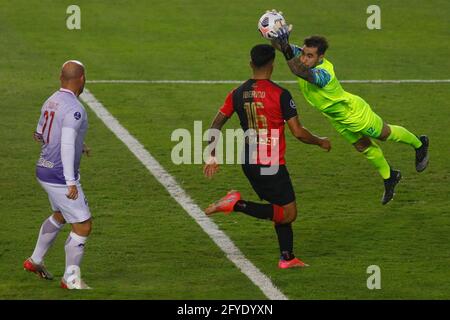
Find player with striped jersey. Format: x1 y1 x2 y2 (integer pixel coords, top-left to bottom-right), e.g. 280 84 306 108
204 45 331 268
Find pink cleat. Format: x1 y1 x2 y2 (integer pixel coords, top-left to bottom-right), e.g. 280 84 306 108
204 190 241 215
278 257 309 269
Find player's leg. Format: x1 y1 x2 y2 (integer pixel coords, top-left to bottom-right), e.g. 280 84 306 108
53 182 92 289
345 99 399 186
353 136 401 204
378 122 421 147
24 182 67 280
205 164 273 219
355 98 429 172
29 211 66 265
274 202 296 262
62 218 92 289
274 200 307 268
353 137 391 180
205 191 305 265
206 165 291 223
328 117 391 178
378 122 429 172
205 190 283 222
330 117 400 204
205 193 307 267
206 164 308 268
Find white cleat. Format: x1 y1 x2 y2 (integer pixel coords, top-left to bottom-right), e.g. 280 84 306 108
60 277 92 290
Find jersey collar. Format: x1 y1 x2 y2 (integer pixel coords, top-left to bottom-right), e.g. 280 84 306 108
59 88 77 97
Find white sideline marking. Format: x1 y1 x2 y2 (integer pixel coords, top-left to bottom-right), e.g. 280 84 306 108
80 89 288 300
87 79 450 84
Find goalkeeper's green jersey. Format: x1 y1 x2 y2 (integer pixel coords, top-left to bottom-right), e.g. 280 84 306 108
297 57 353 112
291 46 384 138
290 45 375 130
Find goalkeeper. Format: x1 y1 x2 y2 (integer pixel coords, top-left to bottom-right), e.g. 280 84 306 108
269 13 429 204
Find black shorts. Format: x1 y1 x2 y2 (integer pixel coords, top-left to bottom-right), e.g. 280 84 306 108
241 164 296 206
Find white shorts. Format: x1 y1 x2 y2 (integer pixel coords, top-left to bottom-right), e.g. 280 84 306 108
38 179 91 224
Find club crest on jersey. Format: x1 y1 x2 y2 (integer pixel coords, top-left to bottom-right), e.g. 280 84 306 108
289 99 296 109
74 111 81 120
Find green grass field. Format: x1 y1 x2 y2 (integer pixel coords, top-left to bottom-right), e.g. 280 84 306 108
1 0 449 299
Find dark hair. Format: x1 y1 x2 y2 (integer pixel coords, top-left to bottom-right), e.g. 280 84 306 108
251 44 275 68
304 36 329 55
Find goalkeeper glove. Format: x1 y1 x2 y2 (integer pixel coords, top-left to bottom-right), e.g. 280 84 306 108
275 25 295 60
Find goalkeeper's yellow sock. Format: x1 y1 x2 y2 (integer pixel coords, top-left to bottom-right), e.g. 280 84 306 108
362 141 391 179
387 125 422 149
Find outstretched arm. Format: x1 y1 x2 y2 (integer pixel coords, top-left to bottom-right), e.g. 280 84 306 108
285 53 315 83
272 28 315 83
286 115 331 151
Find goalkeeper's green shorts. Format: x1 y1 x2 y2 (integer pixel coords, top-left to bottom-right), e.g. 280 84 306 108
323 94 384 144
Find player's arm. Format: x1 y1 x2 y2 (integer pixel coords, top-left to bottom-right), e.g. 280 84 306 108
286 116 331 151
207 111 229 157
204 91 235 178
271 40 303 60
273 27 315 83
280 90 330 151
34 110 46 143
281 45 315 83
204 111 229 178
61 126 78 199
33 132 44 143
61 109 84 199
286 56 315 83
270 39 282 52
82 143 91 157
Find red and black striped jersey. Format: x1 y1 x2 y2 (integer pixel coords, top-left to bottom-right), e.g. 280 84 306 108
219 79 298 165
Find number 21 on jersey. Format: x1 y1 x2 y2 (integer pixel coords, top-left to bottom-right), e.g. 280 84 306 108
40 110 55 144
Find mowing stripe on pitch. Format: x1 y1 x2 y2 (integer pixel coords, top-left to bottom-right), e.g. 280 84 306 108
87 79 450 84
80 88 288 301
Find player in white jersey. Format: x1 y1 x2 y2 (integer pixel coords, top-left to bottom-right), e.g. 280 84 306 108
24 60 92 289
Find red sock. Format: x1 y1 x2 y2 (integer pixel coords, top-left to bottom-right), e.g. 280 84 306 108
272 205 284 224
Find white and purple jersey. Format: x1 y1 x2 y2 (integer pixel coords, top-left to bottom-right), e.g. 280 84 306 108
35 88 88 185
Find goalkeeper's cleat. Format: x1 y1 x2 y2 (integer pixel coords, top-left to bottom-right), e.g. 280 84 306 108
278 257 309 269
204 190 241 215
23 258 54 280
60 277 92 290
381 169 402 205
415 135 429 172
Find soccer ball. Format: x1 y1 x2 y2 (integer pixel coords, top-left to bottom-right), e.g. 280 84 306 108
258 11 286 40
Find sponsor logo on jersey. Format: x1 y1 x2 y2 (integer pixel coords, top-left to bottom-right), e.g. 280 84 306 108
37 157 55 168
74 112 81 120
367 127 375 135
289 99 296 109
